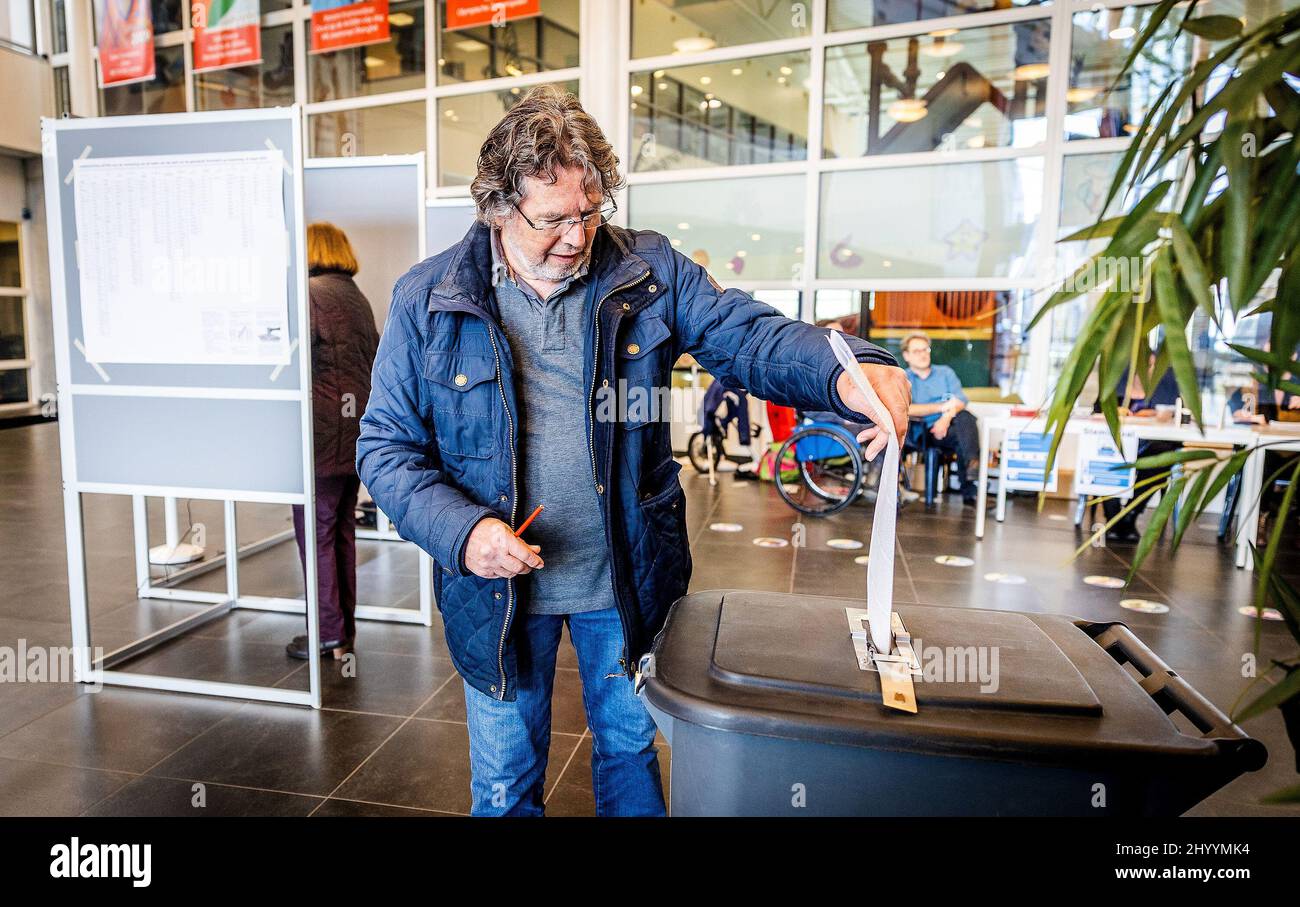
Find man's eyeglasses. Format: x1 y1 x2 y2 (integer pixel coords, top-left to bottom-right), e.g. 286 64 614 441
513 199 617 235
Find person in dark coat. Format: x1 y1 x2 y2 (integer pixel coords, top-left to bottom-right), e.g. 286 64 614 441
286 222 381 660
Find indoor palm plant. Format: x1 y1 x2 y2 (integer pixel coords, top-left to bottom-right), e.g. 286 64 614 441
1031 0 1300 801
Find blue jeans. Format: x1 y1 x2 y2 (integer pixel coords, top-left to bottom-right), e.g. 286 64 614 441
462 606 666 817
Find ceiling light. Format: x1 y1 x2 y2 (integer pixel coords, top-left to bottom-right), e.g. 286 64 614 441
887 98 928 123
671 238 682 246
505 63 523 77
708 98 721 108
698 100 709 111
936 70 946 80
444 109 455 117
928 28 959 38
364 56 385 68
736 250 746 258
654 69 665 78
779 65 793 75
731 67 742 75
777 76 787 84
750 233 761 241
1013 62 1050 81
388 11 414 27
658 82 669 90
699 75 712 85
454 39 485 52
1109 26 1136 40
1066 86 1102 103
630 84 643 96
678 222 690 230
673 36 716 54
966 135 986 148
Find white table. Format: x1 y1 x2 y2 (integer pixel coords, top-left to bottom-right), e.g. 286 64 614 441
973 415 1257 544
1235 428 1300 569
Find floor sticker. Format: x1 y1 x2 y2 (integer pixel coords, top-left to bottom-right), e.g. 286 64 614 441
1084 575 1126 588
1121 599 1169 614
854 555 870 565
984 572 1027 584
1237 605 1284 621
827 538 864 550
709 522 743 533
752 537 788 548
934 555 974 567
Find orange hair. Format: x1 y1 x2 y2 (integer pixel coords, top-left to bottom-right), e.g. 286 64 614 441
306 221 359 275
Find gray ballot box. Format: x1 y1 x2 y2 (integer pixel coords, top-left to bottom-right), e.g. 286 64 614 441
638 591 1266 816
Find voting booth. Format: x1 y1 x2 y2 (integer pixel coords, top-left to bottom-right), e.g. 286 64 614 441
44 108 315 706
302 156 436 614
304 154 426 335
426 201 476 260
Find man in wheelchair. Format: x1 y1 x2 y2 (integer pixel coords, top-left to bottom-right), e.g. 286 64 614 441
900 332 984 508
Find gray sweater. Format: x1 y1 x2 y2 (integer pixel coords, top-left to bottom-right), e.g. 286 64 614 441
491 232 613 615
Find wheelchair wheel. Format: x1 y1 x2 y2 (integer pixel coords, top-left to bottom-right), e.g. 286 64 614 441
775 427 864 517
686 430 724 474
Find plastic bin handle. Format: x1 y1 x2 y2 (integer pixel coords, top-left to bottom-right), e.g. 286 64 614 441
1080 620 1267 772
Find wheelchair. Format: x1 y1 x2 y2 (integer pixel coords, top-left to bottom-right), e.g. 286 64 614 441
773 416 876 517
775 415 939 517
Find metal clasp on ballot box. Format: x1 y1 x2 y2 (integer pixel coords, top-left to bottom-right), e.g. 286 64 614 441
847 609 919 713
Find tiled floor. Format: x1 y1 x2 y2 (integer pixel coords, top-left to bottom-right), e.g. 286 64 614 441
1 421 1297 816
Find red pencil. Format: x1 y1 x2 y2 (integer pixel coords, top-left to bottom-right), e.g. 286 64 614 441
514 504 544 537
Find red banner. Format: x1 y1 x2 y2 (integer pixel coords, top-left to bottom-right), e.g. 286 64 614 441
310 0 390 54
193 0 262 74
96 0 156 87
445 0 541 31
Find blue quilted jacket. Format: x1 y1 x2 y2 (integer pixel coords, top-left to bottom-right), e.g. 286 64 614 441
357 221 897 700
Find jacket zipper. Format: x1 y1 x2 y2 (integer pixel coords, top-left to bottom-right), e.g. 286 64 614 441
587 268 650 675
486 324 517 700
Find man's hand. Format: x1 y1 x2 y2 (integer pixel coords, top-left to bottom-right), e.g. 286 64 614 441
835 363 911 461
930 415 951 440
464 518 544 579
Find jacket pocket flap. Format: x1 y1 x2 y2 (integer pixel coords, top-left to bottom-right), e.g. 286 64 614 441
619 315 671 360
423 351 497 392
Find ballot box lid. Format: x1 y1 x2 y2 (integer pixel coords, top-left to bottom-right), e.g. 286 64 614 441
642 591 1255 766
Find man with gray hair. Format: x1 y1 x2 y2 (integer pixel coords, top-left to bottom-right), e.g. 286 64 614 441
358 86 909 816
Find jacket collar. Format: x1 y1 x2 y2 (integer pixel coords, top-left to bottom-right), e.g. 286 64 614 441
430 220 652 318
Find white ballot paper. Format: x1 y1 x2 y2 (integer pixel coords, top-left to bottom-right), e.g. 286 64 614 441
73 150 290 365
826 332 896 655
